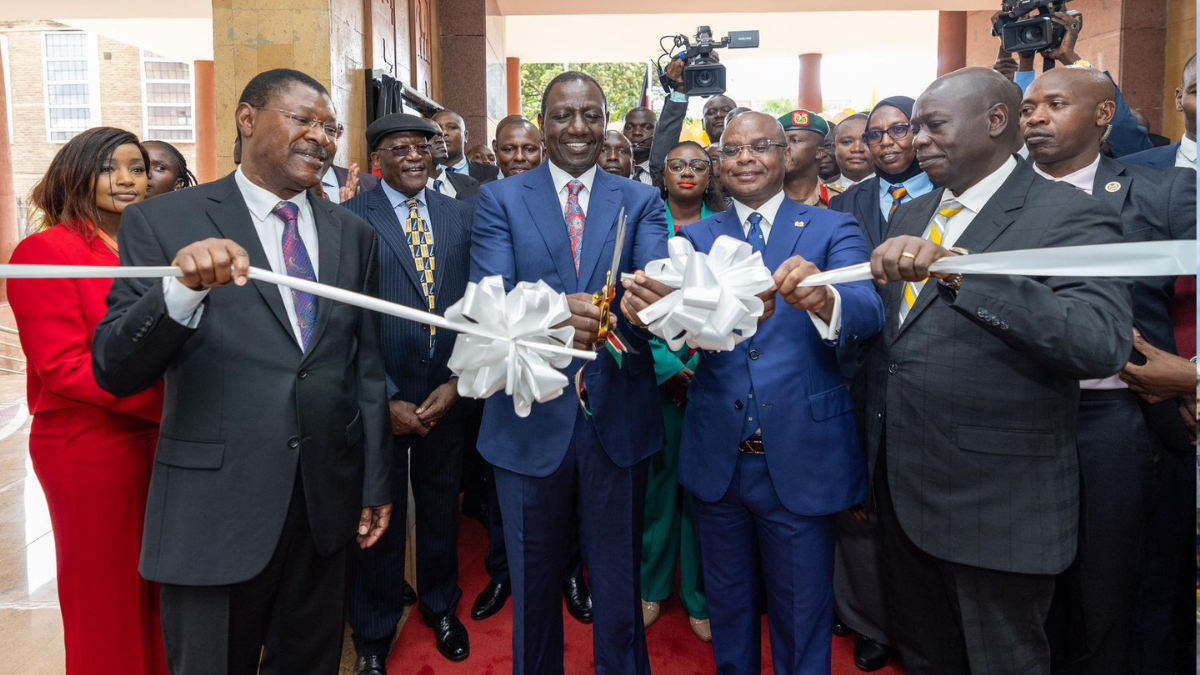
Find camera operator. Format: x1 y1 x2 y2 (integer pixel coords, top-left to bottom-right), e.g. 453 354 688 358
990 8 1152 158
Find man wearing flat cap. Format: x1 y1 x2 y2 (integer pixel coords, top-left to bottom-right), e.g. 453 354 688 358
342 113 477 674
780 110 846 208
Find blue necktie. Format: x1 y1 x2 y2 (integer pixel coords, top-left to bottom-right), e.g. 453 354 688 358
433 178 445 194
271 202 318 350
740 212 765 441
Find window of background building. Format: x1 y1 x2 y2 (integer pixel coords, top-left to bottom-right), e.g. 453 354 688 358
141 51 194 142
42 31 100 143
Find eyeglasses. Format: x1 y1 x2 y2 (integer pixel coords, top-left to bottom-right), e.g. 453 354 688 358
665 159 712 174
379 143 433 157
863 123 912 146
256 107 344 140
719 140 787 159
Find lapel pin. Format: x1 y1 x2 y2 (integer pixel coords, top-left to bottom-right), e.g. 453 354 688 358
1104 181 1122 193
794 220 805 228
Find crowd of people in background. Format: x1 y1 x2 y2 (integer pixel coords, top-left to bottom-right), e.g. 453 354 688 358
6 10 1197 675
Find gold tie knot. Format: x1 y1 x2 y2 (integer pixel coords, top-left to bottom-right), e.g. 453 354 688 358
938 206 963 219
890 186 908 199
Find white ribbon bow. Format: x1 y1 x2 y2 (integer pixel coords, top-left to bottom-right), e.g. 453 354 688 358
446 276 578 417
627 236 776 352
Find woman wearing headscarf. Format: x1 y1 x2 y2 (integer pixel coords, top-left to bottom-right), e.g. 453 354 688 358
826 95 934 673
8 127 167 675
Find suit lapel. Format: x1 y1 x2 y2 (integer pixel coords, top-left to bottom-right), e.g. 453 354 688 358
577 171 620 292
302 197 342 361
857 179 886 248
762 197 809 272
368 188 427 303
205 175 294 345
522 164 579 291
1092 156 1132 216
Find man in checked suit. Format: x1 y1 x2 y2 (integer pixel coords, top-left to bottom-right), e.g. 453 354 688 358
861 67 1133 675
341 113 476 674
92 69 392 675
471 71 668 675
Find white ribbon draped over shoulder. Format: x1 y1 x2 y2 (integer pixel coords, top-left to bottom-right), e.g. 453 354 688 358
626 235 776 352
446 276 578 418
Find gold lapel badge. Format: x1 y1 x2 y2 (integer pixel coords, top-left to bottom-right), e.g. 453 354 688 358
1104 181 1122 193
794 220 806 228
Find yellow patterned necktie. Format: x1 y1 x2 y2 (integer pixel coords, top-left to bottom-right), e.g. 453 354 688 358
899 199 963 323
404 198 437 339
888 185 908 220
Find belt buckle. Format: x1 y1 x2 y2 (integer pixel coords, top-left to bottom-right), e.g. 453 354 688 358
739 438 765 455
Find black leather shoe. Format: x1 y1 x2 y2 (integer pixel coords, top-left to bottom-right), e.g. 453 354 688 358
563 575 593 624
423 613 470 662
403 581 417 607
832 615 853 637
352 654 387 675
854 636 891 672
470 580 511 620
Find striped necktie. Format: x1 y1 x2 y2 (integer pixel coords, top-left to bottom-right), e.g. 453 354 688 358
899 199 963 324
271 202 318 349
403 198 437 343
888 184 908 220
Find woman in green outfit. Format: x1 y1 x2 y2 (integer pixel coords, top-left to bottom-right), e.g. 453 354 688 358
641 141 726 642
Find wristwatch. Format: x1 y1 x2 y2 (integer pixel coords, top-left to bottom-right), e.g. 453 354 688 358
937 247 970 292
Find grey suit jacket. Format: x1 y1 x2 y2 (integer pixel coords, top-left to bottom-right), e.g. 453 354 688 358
863 160 1132 575
93 173 391 586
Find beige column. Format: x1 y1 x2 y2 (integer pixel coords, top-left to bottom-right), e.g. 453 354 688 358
194 60 218 183
798 53 822 112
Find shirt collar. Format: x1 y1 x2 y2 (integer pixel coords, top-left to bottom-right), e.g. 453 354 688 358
450 156 470 174
1031 153 1101 195
321 166 338 189
731 190 787 227
948 156 1018 213
235 165 310 222
548 161 598 195
1179 135 1196 162
381 180 427 211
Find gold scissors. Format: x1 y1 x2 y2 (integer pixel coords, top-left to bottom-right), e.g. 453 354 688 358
591 206 627 347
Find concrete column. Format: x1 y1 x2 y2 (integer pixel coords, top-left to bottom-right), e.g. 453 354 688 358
938 11 967 77
194 60 218 183
798 53 822 112
0 39 19 287
507 57 521 116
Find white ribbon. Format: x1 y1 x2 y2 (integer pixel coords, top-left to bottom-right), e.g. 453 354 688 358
799 240 1197 287
445 277 577 417
0 265 594 415
623 236 776 352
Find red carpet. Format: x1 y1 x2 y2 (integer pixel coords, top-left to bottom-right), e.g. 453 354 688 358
388 517 905 675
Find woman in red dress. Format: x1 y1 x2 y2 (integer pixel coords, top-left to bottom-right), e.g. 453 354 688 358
9 127 167 675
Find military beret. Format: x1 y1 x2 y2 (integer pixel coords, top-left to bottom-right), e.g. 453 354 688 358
366 113 438 152
778 110 829 137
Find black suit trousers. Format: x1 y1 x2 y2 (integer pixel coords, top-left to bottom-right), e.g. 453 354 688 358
876 447 1056 675
160 472 347 675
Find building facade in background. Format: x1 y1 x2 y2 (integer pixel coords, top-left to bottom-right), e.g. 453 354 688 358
1 20 196 233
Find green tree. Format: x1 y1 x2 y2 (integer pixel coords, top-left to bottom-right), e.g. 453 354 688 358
760 98 798 117
520 63 647 123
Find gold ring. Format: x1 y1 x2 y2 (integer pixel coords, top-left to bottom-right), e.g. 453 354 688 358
900 252 917 260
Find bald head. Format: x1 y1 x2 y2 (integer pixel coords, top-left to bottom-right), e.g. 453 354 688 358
432 109 468 164
912 67 1023 193
719 112 788 208
1021 67 1118 175
1178 54 1197 139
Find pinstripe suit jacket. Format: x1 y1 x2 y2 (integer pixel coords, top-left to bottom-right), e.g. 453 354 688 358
342 185 474 404
863 160 1133 575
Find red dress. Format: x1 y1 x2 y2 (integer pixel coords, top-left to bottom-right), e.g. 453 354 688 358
8 224 168 675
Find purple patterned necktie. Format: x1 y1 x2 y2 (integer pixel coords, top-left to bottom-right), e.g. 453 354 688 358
564 180 586 274
271 201 318 350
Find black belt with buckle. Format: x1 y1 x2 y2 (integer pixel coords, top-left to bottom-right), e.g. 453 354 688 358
738 437 765 455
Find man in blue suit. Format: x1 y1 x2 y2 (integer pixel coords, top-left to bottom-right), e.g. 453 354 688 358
470 72 668 675
1123 53 1195 170
623 111 884 674
342 114 476 674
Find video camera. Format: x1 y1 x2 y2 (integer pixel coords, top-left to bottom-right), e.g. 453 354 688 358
661 26 760 97
992 0 1080 54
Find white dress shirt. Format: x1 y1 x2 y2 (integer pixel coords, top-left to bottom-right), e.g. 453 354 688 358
547 161 598 216
427 172 458 199
163 166 320 348
1032 154 1127 390
633 160 654 185
936 156 1019 250
1176 135 1196 169
729 191 843 340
